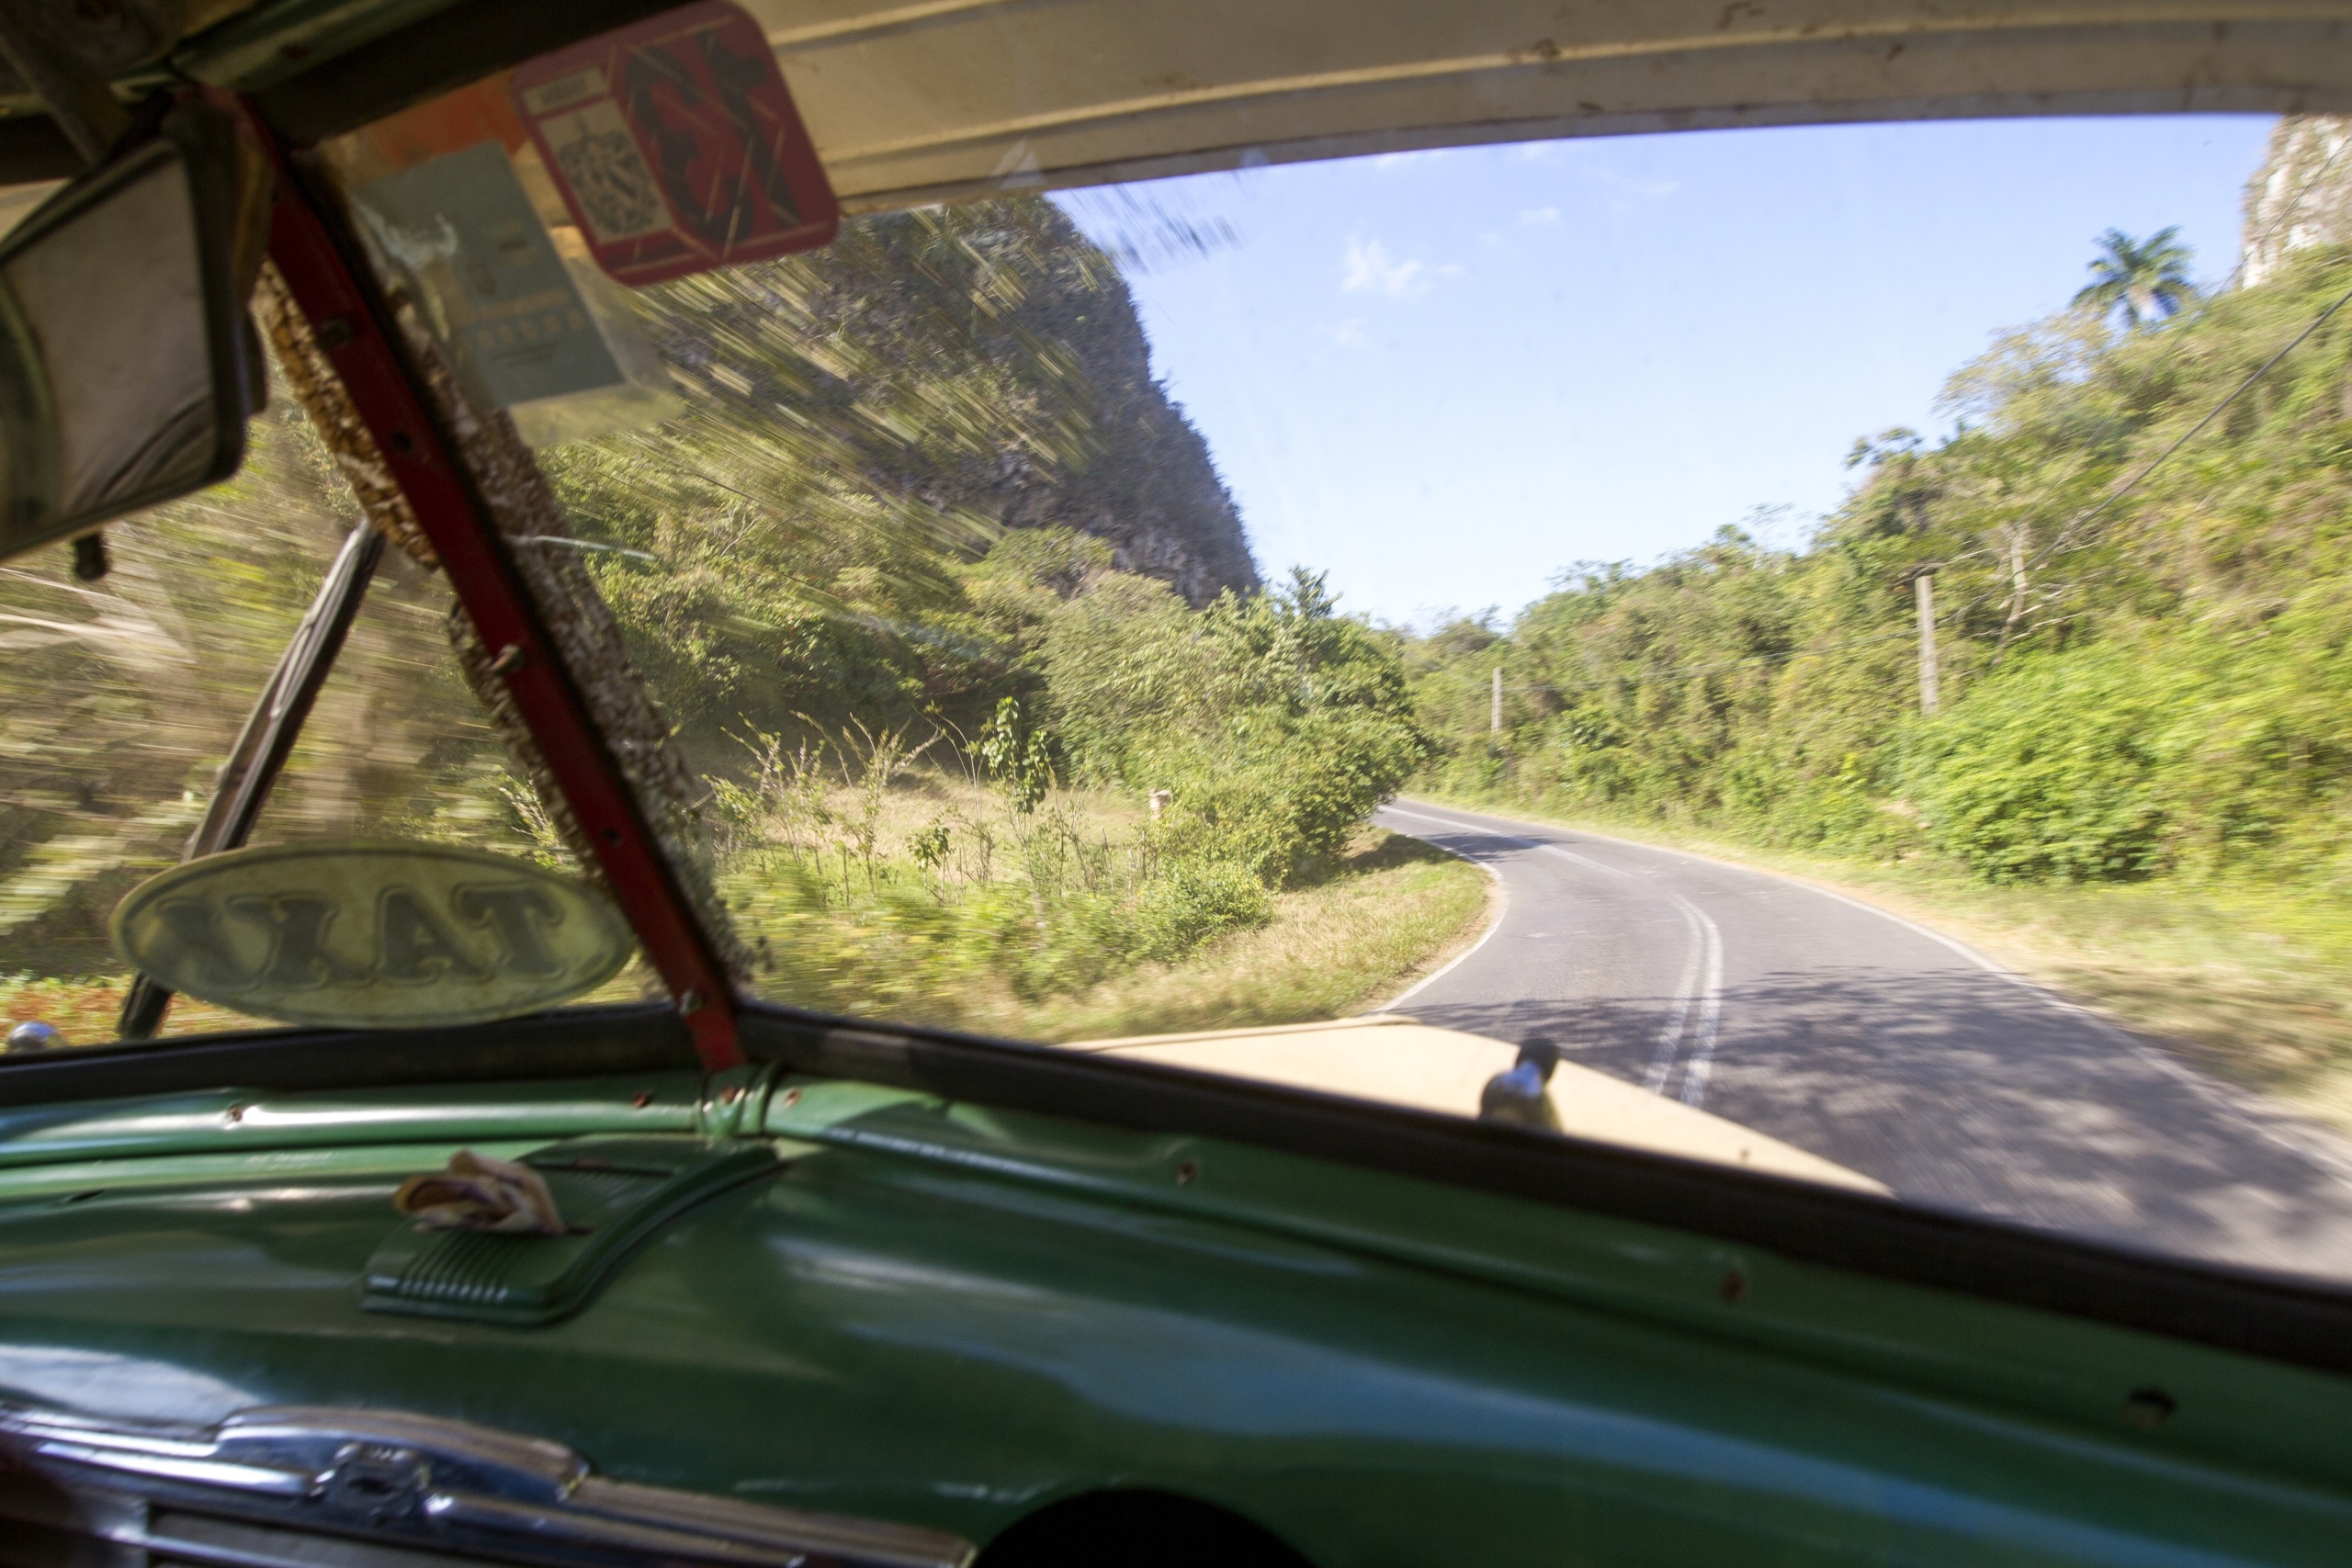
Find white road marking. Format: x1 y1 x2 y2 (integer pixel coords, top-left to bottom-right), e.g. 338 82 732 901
1674 898 1725 1109
1522 813 2352 1180
1536 843 1625 878
1642 899 1705 1095
1525 840 1729 1100
1382 804 1542 852
1386 805 1734 1104
1386 800 2352 1184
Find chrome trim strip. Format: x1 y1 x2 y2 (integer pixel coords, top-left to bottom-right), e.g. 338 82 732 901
146 1507 486 1568
0 1398 975 1568
27 1444 313 1495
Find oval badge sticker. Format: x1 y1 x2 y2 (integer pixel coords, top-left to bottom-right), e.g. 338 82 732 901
113 843 635 1030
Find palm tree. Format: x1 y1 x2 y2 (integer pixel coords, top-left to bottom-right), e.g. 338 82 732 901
2074 228 2196 328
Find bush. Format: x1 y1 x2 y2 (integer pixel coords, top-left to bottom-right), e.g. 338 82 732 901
1048 566 1429 886
1905 645 2183 883
1131 856 1272 961
1147 716 1425 885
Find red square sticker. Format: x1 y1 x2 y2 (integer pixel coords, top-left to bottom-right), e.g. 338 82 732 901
510 0 840 287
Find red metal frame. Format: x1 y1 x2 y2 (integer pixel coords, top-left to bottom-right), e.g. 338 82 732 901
248 112 744 1071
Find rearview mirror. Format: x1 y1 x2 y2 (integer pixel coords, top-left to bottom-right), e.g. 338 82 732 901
0 101 265 565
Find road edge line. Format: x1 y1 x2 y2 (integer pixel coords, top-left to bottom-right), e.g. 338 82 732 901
1366 809 1510 1014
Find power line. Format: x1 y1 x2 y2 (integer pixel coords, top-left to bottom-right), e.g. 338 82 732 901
2031 272 2352 571
1422 627 1916 697
1432 152 2352 705
1450 266 2352 701
2019 132 2352 570
1936 141 2352 583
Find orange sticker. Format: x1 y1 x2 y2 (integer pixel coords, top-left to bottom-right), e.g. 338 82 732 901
323 75 527 186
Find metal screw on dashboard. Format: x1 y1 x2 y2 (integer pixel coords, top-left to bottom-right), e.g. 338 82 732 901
1174 1161 1198 1187
488 643 527 676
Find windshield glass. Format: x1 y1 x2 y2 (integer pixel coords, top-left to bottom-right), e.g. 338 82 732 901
0 362 650 1039
8 41 2352 1280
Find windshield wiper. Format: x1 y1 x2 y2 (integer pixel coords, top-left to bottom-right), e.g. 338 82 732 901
117 523 384 1041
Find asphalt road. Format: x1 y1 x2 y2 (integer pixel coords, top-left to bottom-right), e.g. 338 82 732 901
1375 798 2352 1280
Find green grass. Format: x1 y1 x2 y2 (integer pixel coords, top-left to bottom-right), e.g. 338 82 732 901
967 828 1492 1042
1 820 1490 1054
1415 792 2352 1127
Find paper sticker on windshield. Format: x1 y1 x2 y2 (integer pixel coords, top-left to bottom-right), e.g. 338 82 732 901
112 844 633 1030
511 0 840 287
351 142 625 411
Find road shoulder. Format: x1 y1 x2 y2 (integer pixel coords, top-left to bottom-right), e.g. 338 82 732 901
994 827 1490 1042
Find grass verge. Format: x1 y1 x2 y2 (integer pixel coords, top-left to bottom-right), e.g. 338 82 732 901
1413 794 2352 1128
0 977 256 1045
2 826 1492 1052
965 828 1491 1042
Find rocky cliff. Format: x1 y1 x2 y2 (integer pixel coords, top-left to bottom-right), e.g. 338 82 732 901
643 196 1260 608
2242 116 2352 286
826 198 1261 606
993 217 1261 604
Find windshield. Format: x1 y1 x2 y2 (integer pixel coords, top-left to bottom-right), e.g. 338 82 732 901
7 37 2352 1280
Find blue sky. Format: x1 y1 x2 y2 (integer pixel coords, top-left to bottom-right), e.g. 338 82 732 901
1056 116 2277 629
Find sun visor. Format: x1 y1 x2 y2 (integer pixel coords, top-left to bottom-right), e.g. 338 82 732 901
735 0 2352 211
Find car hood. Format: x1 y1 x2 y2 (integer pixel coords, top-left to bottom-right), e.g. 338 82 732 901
1065 1015 1883 1193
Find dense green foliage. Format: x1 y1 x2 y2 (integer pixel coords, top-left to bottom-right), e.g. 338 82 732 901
536 197 1424 885
529 198 1422 1019
690 533 1424 1023
1410 244 2352 894
1040 560 1428 884
0 197 1423 1035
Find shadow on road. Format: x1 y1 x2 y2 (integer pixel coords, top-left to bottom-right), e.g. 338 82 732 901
1407 968 2352 1277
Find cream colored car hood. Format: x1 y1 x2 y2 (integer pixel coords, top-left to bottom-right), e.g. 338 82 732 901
1069 1014 1884 1194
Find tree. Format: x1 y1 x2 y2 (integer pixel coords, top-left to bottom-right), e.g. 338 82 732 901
2073 227 2195 329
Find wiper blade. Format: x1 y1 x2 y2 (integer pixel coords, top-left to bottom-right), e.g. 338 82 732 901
117 521 383 1041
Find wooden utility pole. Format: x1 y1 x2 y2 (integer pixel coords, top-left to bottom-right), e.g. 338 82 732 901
1915 572 1940 716
1491 667 1503 734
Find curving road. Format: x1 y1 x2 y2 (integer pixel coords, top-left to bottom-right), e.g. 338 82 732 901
1375 798 2352 1280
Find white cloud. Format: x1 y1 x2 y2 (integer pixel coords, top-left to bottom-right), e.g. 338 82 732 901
1518 206 1563 227
1330 317 1369 347
1578 164 1680 208
1341 237 1442 297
